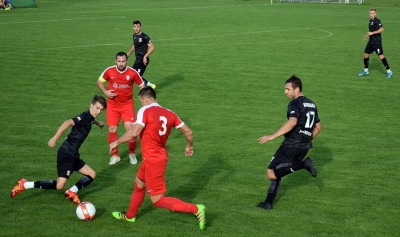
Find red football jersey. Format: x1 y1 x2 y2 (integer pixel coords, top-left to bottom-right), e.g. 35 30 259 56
100 66 144 105
135 103 184 161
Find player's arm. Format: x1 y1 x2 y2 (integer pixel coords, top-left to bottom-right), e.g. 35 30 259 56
48 119 75 147
127 44 135 57
258 117 297 144
97 77 117 99
94 120 105 129
143 42 154 65
312 122 321 140
367 26 384 36
109 123 144 153
178 124 194 157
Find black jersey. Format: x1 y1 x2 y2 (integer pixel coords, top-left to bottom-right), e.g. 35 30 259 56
133 32 151 61
281 96 320 149
58 110 94 157
368 17 383 44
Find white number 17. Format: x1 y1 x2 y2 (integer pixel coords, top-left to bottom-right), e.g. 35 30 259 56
305 111 315 128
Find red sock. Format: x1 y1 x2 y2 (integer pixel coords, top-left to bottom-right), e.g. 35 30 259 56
128 137 137 154
108 132 118 156
153 196 198 214
126 183 145 219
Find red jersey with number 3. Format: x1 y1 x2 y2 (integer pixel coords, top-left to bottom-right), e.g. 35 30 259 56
135 103 184 161
100 66 144 105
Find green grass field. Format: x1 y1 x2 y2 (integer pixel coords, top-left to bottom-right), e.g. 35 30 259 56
1 0 399 236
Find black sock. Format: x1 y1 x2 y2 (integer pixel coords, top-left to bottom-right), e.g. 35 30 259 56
264 179 281 204
142 78 148 85
34 180 57 189
74 175 94 190
364 58 369 69
274 162 303 179
381 58 390 70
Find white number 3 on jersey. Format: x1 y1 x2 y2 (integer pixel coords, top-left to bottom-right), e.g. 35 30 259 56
159 116 167 136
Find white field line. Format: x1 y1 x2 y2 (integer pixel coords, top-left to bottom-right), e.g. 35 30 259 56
0 16 126 24
0 27 333 55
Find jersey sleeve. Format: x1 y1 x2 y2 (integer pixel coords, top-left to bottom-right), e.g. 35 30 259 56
287 101 300 119
377 19 383 28
132 69 145 86
99 68 110 82
172 112 184 128
72 112 87 128
144 34 151 45
134 106 147 127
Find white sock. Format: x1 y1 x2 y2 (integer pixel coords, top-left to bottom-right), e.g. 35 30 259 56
364 69 369 72
24 181 34 189
387 69 392 73
146 82 153 86
69 185 79 193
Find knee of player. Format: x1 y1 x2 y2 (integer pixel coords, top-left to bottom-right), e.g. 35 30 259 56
56 182 65 190
267 169 277 180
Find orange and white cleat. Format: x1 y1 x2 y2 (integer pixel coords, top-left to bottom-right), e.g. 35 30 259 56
11 178 27 198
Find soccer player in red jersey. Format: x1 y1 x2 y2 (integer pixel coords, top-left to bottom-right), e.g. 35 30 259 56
109 86 206 230
97 52 145 165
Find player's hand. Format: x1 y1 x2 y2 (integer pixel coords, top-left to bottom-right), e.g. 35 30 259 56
109 141 118 153
48 137 57 147
107 90 118 99
185 146 193 157
143 57 148 65
258 135 275 144
97 121 105 129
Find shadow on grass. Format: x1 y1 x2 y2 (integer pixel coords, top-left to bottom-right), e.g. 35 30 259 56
272 141 333 204
150 73 184 95
136 155 234 226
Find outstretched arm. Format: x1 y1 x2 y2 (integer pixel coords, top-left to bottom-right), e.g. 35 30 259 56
48 119 75 147
258 117 297 144
109 123 143 153
178 124 194 156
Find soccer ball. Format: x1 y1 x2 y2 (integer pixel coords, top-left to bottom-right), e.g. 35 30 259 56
76 202 96 221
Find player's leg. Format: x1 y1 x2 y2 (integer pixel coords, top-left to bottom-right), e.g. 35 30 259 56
11 151 72 198
359 43 373 76
376 45 392 78
107 106 121 164
121 105 137 165
112 164 147 222
147 159 205 229
257 146 289 210
64 162 96 204
134 60 156 89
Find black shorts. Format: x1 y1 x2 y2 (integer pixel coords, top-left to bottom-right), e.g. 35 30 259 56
57 151 85 178
268 145 309 170
364 43 384 55
133 58 150 76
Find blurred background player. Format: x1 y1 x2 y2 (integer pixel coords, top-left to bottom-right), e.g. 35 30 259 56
358 8 392 79
127 20 156 89
97 52 145 165
109 86 206 230
11 95 107 204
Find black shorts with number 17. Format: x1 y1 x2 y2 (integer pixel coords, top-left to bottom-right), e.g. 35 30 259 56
364 42 384 55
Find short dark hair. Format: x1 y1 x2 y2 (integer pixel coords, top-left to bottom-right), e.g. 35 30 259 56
138 86 156 99
92 95 107 109
133 20 141 26
285 75 302 92
116 51 128 60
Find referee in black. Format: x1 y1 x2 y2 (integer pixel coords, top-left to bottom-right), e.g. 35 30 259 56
256 75 321 210
127 20 156 89
359 8 393 79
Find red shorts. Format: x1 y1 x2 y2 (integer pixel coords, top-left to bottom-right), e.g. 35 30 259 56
137 158 167 196
106 102 135 126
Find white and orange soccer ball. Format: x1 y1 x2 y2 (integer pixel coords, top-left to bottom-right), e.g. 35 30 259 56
76 202 96 221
